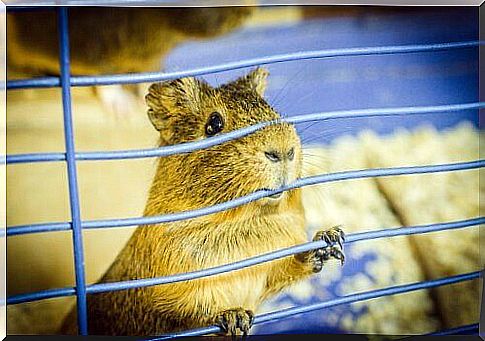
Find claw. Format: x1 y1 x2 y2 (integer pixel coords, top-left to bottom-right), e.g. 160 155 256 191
216 308 254 337
325 225 345 249
311 225 346 272
315 248 325 257
330 245 345 265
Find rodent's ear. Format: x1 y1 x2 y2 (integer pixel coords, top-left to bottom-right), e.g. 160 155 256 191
231 67 269 97
145 77 205 134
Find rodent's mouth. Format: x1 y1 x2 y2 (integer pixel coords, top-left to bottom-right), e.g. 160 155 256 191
261 188 284 200
268 192 283 200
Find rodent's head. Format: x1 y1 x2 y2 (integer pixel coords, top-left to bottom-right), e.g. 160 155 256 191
145 68 302 212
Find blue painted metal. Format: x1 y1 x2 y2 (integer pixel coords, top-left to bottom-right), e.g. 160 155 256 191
165 7 479 143
57 7 88 335
5 6 482 337
7 160 485 236
143 271 481 340
7 216 483 305
6 287 77 305
7 41 482 89
6 101 485 164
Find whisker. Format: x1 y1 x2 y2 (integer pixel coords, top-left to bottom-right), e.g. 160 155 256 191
300 127 356 145
269 63 309 111
279 88 318 114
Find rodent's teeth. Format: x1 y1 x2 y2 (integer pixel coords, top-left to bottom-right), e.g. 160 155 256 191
268 192 283 199
259 188 283 200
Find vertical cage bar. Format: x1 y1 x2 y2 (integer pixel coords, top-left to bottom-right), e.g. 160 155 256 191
57 7 88 335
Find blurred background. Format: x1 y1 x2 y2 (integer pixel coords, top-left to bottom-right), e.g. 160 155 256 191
6 5 481 336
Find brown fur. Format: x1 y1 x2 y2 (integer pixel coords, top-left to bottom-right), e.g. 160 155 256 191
7 7 254 76
59 68 322 336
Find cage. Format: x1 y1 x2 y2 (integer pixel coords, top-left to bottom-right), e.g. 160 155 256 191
4 3 484 338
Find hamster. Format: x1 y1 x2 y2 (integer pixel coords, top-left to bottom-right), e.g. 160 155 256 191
59 67 345 336
7 7 255 117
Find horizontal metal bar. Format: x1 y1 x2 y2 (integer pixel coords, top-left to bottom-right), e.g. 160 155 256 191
6 152 66 164
7 216 482 305
146 271 481 340
427 323 479 336
82 217 485 294
6 287 76 305
3 222 71 237
6 41 483 90
7 160 484 236
7 102 485 165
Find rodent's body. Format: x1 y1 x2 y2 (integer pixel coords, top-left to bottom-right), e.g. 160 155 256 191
7 7 254 76
60 68 344 336
63 201 308 335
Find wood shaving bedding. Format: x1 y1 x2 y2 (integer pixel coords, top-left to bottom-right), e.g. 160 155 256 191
359 122 481 328
295 135 440 334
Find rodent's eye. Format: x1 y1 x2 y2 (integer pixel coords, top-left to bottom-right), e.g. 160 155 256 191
205 112 224 136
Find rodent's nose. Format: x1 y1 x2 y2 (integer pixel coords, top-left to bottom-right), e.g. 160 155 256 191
265 147 295 163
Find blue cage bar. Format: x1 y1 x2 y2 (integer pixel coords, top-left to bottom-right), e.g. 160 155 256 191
5 6 484 338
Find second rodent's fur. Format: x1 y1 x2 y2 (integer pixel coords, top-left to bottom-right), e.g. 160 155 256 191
7 7 254 76
60 68 344 336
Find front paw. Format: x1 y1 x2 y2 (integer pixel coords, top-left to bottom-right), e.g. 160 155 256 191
215 308 254 337
311 225 346 273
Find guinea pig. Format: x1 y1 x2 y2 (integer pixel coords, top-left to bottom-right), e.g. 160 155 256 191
59 67 345 336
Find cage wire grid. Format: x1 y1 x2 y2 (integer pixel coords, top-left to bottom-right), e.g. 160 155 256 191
4 6 485 338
